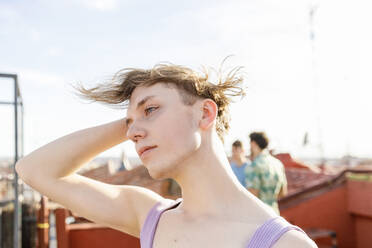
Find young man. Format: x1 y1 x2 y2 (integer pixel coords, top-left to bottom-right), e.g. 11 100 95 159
230 140 250 187
246 132 288 215
16 64 316 247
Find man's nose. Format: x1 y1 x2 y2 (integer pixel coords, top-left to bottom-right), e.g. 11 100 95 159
127 122 146 143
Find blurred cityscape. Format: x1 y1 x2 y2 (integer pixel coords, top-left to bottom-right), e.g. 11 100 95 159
1 151 372 247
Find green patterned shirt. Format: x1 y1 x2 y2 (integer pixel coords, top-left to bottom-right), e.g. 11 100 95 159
245 150 287 214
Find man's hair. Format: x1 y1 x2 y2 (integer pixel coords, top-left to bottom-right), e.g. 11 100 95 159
74 62 245 142
249 132 269 150
232 140 243 148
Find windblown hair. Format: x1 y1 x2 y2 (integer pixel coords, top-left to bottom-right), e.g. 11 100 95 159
74 62 245 142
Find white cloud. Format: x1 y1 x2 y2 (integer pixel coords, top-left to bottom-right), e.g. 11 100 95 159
45 47 61 57
0 4 20 21
76 0 119 11
18 69 65 87
29 29 41 42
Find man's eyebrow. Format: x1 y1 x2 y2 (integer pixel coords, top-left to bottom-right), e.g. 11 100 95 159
136 95 155 110
126 95 156 126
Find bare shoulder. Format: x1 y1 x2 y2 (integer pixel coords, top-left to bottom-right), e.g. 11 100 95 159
272 230 318 248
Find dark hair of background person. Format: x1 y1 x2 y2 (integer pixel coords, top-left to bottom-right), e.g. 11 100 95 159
249 132 269 150
232 140 243 148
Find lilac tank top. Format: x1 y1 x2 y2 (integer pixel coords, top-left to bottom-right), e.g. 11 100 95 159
140 198 306 248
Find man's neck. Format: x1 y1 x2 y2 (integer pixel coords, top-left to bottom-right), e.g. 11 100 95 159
231 155 247 166
172 134 255 219
252 149 264 160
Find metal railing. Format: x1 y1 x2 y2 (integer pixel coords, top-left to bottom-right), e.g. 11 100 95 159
0 73 24 248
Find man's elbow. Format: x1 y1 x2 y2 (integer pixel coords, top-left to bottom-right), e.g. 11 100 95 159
15 159 32 183
15 159 24 176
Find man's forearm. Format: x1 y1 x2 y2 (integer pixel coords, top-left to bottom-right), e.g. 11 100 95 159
16 118 128 182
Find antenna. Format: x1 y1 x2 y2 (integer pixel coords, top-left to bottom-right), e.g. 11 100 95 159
309 2 325 165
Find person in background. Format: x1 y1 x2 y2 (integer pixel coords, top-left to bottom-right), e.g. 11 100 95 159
245 132 288 215
230 140 250 187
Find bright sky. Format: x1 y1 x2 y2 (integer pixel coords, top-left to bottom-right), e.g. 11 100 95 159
0 0 371 161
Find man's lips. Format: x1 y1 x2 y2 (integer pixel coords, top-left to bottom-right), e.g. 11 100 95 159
137 146 157 157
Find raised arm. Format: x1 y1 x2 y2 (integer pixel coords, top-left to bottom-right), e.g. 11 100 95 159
16 118 128 179
15 118 164 237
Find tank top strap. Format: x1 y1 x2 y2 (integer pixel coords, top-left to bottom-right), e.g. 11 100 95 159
140 198 183 248
246 216 306 248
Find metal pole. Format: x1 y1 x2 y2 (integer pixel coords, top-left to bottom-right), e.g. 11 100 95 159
0 208 2 248
21 103 24 158
13 75 21 248
0 73 22 248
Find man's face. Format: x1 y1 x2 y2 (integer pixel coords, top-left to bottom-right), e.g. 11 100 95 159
232 146 243 157
126 83 201 179
250 140 261 158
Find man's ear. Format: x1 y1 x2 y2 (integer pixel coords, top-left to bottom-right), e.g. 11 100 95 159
199 99 218 130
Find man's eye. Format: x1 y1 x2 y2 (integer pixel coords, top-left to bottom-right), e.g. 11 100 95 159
144 106 157 115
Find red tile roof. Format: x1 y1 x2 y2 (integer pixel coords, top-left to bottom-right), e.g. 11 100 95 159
274 153 348 196
284 168 336 196
275 153 313 170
